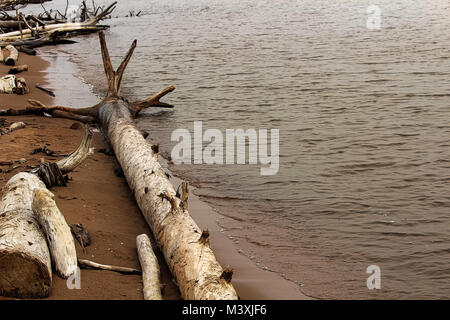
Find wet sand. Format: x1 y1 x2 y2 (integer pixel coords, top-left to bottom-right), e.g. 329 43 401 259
0 50 310 299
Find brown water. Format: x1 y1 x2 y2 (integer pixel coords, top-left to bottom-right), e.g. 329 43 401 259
31 0 450 299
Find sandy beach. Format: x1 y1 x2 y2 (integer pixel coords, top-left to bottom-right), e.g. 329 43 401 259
0 48 310 300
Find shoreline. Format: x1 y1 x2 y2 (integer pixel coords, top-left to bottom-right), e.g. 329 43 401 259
0 47 310 299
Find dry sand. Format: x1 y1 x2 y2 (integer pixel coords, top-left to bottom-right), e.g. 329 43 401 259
0 48 311 300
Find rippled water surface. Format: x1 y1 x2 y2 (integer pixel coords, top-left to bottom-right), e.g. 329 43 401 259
35 0 450 298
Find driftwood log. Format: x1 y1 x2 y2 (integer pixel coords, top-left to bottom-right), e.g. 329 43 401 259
0 74 28 94
4 45 18 65
0 172 52 298
8 64 28 74
32 188 77 278
0 126 93 298
0 0 51 11
0 2 116 42
0 31 238 300
0 120 25 135
136 233 162 300
78 259 141 275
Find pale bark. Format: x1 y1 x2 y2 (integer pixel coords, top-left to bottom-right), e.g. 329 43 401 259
0 173 52 298
32 188 77 279
4 45 18 66
0 31 239 300
0 75 28 94
136 233 162 300
0 1 116 41
8 64 28 74
0 121 25 135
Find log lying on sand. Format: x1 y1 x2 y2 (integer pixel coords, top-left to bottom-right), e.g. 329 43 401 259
96 32 237 300
4 45 18 66
0 31 238 300
0 173 52 298
0 126 93 298
0 121 25 135
78 259 141 275
0 74 28 94
32 188 77 278
136 234 162 300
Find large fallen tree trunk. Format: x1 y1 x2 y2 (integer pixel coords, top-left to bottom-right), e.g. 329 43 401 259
3 31 238 300
0 126 92 298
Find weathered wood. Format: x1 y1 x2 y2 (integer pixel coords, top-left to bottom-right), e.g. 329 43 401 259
56 125 93 173
78 259 141 275
0 121 25 135
4 45 18 66
0 0 51 10
35 83 55 97
0 74 15 93
0 172 52 298
17 45 36 55
0 74 28 94
0 1 116 41
136 233 162 300
32 188 77 278
0 31 239 300
0 124 93 298
70 223 90 253
8 64 28 74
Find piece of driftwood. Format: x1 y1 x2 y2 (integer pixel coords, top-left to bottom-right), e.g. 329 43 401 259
8 64 28 74
32 188 77 278
136 234 162 300
70 223 91 253
78 259 141 275
17 45 36 55
0 121 25 135
0 173 52 298
0 125 93 298
0 74 28 94
0 1 116 41
35 83 55 97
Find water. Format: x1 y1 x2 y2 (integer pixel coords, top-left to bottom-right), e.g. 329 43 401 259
32 0 450 298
